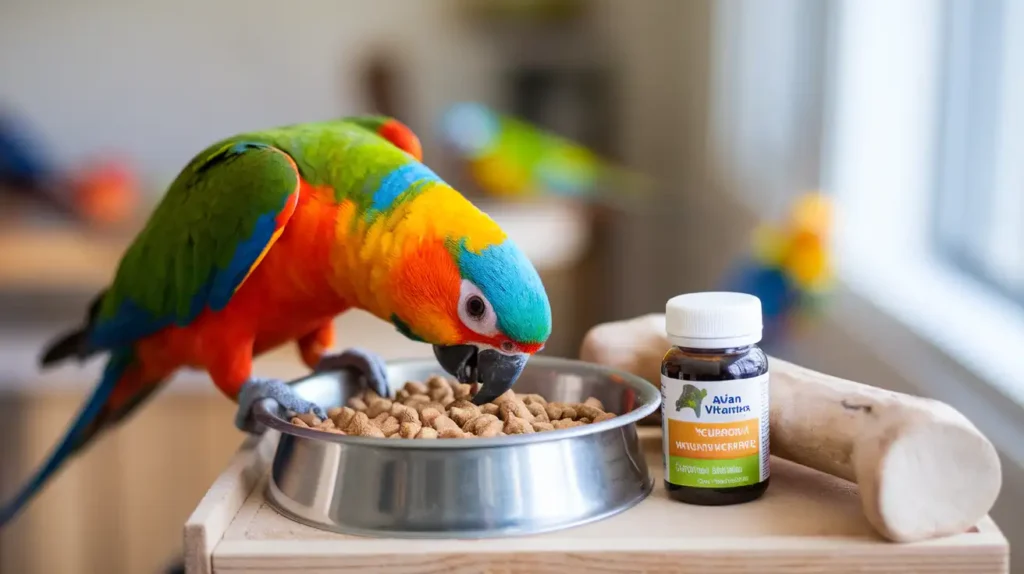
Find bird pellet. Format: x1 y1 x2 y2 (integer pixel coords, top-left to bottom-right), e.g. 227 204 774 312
288 375 617 439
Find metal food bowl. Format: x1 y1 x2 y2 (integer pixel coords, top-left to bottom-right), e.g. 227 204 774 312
255 355 661 539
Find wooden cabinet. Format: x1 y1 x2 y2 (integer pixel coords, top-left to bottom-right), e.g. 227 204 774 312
0 391 242 574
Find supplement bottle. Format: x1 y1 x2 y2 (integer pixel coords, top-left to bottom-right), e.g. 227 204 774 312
660 291 770 505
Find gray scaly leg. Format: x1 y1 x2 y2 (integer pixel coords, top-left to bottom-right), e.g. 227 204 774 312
314 347 391 398
235 377 327 434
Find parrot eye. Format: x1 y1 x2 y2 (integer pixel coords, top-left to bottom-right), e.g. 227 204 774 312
458 280 498 336
466 295 486 318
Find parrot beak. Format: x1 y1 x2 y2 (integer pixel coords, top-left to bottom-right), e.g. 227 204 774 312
433 344 479 386
432 344 528 405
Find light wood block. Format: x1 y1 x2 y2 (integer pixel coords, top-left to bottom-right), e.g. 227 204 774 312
184 427 1009 573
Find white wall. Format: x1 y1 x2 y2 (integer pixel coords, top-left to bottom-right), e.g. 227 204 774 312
0 0 500 187
709 0 829 218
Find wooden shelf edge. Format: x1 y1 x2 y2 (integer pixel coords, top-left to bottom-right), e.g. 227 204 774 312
183 433 276 574
0 226 131 290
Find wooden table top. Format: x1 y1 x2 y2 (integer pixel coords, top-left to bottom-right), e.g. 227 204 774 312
183 427 1009 574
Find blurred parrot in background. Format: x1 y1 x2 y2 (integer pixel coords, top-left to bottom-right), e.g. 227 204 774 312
0 116 552 526
724 192 834 352
0 109 138 227
438 102 648 203
0 111 51 192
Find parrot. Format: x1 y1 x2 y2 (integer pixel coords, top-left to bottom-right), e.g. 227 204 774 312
0 110 51 192
438 102 649 203
0 116 552 527
0 110 138 227
723 192 834 352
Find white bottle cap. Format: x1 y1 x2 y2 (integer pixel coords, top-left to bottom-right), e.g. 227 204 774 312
665 292 763 349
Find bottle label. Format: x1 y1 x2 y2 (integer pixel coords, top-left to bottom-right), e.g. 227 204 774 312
661 372 770 488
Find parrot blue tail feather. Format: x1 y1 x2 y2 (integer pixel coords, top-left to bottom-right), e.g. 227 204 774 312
0 349 132 528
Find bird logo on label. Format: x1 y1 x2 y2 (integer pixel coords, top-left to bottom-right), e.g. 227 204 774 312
675 384 708 418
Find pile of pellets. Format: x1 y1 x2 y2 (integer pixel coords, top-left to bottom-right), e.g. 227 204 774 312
289 375 617 438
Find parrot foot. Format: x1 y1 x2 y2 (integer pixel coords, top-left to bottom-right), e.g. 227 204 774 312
314 347 391 399
235 377 326 434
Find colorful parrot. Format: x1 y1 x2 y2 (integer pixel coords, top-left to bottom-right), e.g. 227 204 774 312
0 110 52 192
723 192 834 351
438 102 648 202
0 116 552 526
0 109 139 226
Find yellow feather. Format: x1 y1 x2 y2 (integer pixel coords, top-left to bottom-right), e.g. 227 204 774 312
387 183 506 254
330 182 507 323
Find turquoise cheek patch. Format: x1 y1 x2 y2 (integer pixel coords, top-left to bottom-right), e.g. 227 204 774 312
455 239 552 344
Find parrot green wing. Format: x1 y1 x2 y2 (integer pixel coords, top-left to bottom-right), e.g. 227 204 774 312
89 141 301 348
0 139 301 527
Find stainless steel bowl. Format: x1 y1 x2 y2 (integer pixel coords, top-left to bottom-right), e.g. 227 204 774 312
255 355 661 539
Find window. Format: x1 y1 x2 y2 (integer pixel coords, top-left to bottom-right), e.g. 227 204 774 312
827 0 1024 408
933 0 1024 309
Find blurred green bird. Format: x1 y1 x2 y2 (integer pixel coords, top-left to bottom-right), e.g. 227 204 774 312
439 102 648 203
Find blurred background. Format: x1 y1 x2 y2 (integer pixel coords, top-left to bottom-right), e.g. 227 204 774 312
0 0 1021 572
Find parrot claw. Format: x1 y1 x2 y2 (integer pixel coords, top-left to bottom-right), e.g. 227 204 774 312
235 377 326 434
314 347 391 399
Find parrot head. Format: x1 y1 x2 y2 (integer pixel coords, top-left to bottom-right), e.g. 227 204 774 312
382 185 552 405
430 237 551 405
